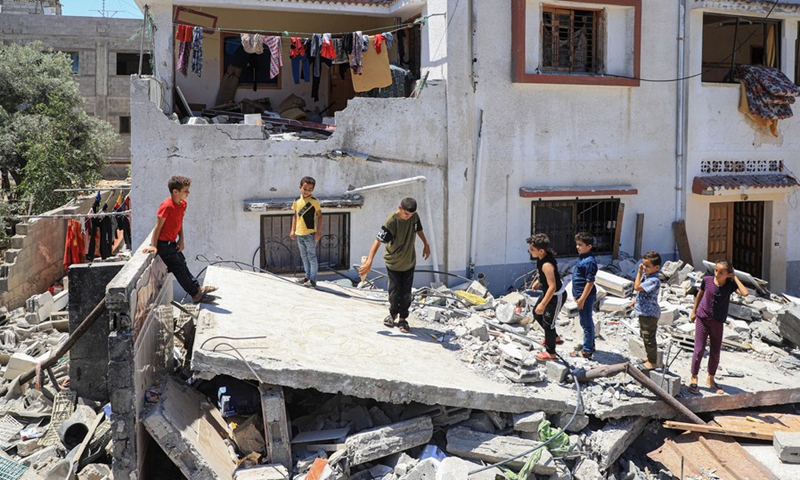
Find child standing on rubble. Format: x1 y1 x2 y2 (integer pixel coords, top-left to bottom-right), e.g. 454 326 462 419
631 251 662 370
143 175 217 303
290 176 323 288
528 234 567 362
570 232 597 359
688 260 748 395
358 197 430 334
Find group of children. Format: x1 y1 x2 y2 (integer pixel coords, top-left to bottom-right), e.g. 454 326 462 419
530 231 748 395
146 174 749 394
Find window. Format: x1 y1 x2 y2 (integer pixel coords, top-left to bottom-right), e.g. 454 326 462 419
511 0 641 86
68 52 79 74
116 53 152 75
119 116 131 134
542 8 601 73
222 35 280 88
531 199 620 255
702 14 781 83
260 213 350 273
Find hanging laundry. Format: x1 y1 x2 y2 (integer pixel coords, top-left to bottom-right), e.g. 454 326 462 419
290 37 306 58
352 36 392 93
374 34 384 54
241 34 265 54
320 34 336 60
191 26 203 77
350 31 364 75
332 38 348 64
310 33 323 77
264 36 283 79
737 65 800 136
176 25 193 77
63 219 85 270
175 24 192 42
115 197 132 250
289 37 310 84
383 32 394 49
98 205 113 259
361 34 370 52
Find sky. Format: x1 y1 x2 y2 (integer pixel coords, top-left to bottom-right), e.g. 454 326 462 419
61 0 143 19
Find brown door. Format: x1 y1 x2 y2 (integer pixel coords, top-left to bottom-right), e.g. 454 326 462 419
708 202 733 263
732 201 764 277
328 66 355 115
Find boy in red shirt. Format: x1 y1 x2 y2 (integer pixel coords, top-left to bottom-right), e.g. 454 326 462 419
143 176 216 303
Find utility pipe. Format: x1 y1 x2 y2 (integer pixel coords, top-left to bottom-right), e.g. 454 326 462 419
675 0 689 250
468 109 485 280
346 177 441 283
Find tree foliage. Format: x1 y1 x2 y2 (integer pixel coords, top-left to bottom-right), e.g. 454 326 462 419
0 42 118 214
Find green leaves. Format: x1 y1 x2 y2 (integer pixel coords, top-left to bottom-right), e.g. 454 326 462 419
0 43 117 213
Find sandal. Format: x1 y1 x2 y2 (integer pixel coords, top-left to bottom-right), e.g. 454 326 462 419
570 350 593 359
535 351 557 362
383 315 396 328
539 336 564 346
708 381 725 394
687 383 700 395
201 285 218 294
397 320 411 333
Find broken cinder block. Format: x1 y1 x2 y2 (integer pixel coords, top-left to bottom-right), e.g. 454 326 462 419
648 370 681 397
774 431 800 464
345 416 433 466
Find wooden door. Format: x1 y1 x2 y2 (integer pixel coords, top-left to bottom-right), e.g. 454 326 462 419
732 201 764 277
707 202 733 263
328 65 355 115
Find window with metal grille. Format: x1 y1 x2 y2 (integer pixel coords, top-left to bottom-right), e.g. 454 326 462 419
542 8 600 73
702 13 780 83
531 199 620 255
260 213 350 273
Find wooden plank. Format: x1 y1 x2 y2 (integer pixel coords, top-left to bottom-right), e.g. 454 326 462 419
612 202 624 259
672 220 693 264
663 420 774 440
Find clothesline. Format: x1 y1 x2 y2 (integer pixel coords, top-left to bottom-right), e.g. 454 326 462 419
172 16 425 38
15 210 132 220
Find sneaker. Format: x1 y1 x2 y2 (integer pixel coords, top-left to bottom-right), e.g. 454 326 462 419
309 280 317 288
296 277 309 285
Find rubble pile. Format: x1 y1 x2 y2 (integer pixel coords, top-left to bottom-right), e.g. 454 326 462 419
0 291 113 480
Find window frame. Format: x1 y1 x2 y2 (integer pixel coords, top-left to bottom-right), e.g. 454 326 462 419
221 34 281 90
541 7 603 74
531 198 620 256
119 116 131 134
116 52 152 76
260 212 350 274
701 13 782 84
511 0 641 86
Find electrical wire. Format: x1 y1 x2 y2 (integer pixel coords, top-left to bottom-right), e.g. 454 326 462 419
468 352 584 476
198 335 269 384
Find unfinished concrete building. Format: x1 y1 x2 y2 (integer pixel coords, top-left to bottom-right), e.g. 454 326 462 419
0 0 145 178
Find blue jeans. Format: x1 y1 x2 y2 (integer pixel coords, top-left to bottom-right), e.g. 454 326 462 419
578 294 596 353
296 234 318 282
291 54 310 84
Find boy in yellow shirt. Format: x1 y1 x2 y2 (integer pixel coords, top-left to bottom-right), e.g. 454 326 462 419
290 176 322 287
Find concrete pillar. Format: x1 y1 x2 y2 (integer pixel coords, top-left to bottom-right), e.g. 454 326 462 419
68 263 124 403
95 40 108 121
259 385 292 471
150 3 173 112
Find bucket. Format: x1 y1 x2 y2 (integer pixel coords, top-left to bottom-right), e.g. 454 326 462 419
244 114 262 126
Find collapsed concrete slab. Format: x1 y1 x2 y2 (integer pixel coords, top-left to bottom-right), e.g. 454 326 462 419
191 267 570 414
142 376 236 480
586 417 649 469
445 426 556 474
345 416 433 466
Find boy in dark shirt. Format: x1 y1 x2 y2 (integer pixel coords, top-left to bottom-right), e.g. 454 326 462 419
528 234 567 361
570 232 597 359
143 176 216 303
358 197 430 333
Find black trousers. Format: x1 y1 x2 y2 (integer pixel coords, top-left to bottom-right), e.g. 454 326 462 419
534 291 567 354
156 240 200 297
386 266 415 320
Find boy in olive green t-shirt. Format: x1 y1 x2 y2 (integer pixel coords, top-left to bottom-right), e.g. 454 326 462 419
358 197 430 333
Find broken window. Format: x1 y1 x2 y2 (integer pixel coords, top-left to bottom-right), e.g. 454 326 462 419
67 52 79 74
702 14 780 83
116 53 152 75
260 213 350 273
542 7 601 74
531 199 620 256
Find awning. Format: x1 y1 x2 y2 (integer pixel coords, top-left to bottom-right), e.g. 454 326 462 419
519 185 638 198
692 174 799 196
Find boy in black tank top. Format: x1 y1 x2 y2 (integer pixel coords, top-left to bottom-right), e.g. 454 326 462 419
527 234 567 361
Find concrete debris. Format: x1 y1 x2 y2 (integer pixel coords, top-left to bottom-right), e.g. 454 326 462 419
345 416 433 466
773 431 800 464
446 426 557 474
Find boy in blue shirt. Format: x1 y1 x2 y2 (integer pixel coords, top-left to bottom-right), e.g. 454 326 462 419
631 251 662 370
570 232 597 359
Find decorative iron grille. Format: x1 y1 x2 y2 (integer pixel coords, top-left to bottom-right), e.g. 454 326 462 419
542 8 599 73
531 199 620 256
260 213 350 273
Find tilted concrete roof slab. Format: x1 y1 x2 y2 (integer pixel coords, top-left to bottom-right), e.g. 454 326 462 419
191 266 571 414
